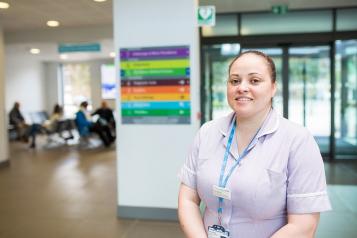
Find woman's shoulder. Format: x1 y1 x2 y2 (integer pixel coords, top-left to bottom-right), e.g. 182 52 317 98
278 116 313 144
199 112 235 135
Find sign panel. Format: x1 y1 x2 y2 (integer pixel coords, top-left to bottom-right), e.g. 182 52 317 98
197 6 216 26
58 43 101 53
120 46 191 124
271 4 288 14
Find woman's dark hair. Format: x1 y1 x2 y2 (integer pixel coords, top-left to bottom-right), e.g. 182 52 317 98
53 104 63 114
228 50 276 83
80 101 88 108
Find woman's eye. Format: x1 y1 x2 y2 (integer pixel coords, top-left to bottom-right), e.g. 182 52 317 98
230 79 240 85
251 79 260 84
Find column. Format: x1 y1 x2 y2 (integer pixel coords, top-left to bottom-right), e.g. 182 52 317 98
0 25 9 165
114 0 200 220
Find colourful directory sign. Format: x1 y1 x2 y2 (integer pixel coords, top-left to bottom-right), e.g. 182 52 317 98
120 46 191 124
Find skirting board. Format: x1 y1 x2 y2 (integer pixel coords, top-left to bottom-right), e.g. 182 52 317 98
0 160 10 168
117 206 178 221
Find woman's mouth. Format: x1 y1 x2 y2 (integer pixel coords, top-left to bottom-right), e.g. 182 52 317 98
235 96 253 101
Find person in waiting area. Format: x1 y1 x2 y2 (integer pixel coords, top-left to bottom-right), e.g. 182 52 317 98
91 100 116 133
178 51 331 238
9 102 28 141
75 101 115 147
43 104 74 140
9 101 41 148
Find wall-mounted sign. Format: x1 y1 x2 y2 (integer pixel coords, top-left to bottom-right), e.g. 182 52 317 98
58 43 101 53
197 6 216 26
271 4 288 14
120 46 191 124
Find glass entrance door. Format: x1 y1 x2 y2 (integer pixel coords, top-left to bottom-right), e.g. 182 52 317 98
335 40 357 158
288 46 331 154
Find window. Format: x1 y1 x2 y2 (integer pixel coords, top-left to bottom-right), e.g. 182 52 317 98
241 10 332 35
336 8 357 31
61 63 92 118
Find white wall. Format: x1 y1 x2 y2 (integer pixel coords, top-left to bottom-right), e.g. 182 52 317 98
114 0 200 216
0 26 9 163
5 46 45 113
43 62 60 113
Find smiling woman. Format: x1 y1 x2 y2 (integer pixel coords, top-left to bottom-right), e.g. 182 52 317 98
227 51 277 122
178 50 331 238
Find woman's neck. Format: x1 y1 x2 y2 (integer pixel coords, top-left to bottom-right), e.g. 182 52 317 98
235 106 271 135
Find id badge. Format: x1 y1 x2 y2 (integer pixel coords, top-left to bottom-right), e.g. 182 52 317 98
213 185 231 200
208 225 230 238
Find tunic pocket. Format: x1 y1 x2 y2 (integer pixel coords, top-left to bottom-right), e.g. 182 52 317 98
253 168 287 219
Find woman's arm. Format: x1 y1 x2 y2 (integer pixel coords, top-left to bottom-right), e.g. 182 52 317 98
178 183 207 238
271 213 320 238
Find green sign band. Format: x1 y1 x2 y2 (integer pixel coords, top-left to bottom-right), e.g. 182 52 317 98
122 68 188 77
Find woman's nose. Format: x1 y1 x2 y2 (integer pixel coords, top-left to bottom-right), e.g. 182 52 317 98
236 81 249 93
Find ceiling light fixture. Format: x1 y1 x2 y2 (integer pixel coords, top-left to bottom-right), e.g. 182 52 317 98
30 48 40 54
109 52 116 58
60 54 68 60
93 0 107 2
47 20 60 27
0 2 10 9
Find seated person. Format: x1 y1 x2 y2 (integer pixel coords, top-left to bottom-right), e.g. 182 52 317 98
91 100 116 132
9 102 28 141
75 101 115 147
43 104 74 140
9 101 41 148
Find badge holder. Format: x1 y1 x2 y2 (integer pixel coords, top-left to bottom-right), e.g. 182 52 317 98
208 224 230 238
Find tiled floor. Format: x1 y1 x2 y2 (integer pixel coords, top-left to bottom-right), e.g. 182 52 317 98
0 140 356 238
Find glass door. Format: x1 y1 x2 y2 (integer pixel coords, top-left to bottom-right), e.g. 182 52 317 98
335 40 357 159
288 46 331 154
202 44 239 121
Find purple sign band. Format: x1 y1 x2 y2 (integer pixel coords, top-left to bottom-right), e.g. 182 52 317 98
120 47 189 59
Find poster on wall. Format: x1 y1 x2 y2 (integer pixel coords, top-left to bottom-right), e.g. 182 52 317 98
101 64 116 99
120 46 191 124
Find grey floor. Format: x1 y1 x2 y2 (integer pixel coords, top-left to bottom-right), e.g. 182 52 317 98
0 140 356 238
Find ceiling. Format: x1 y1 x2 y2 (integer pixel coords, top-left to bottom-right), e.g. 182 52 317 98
0 0 113 32
1 0 356 62
1 0 357 33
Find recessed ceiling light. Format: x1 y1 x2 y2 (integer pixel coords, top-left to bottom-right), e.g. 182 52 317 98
47 20 60 27
60 54 68 60
93 0 107 2
109 52 116 58
0 2 10 9
30 48 40 54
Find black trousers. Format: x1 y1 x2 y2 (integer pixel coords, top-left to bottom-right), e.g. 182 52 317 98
89 122 115 147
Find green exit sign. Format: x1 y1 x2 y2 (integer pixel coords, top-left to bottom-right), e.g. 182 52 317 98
272 4 288 14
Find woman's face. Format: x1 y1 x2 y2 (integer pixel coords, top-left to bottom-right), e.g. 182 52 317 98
227 53 276 119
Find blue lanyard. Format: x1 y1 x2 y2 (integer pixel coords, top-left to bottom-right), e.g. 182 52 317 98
217 118 261 221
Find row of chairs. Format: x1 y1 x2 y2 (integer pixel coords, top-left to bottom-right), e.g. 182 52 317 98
8 111 100 149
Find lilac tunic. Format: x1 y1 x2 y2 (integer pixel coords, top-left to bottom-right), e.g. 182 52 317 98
179 109 331 238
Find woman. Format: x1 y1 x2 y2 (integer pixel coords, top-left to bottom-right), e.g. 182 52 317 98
178 51 331 238
43 104 74 140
